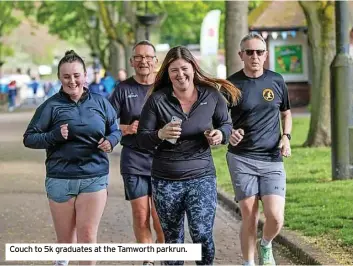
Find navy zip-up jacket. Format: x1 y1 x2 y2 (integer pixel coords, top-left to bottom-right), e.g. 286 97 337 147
137 85 232 180
23 89 122 179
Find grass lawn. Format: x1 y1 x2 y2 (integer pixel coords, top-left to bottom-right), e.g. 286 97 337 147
213 117 353 250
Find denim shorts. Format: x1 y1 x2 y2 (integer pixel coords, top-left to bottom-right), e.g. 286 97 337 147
45 175 109 203
122 174 152 201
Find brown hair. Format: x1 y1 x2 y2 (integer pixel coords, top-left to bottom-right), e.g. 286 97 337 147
150 46 240 104
57 50 86 78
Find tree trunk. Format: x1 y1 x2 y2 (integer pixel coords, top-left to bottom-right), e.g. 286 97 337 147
117 42 126 71
98 1 136 78
299 1 335 147
225 0 248 76
108 40 125 77
124 44 133 77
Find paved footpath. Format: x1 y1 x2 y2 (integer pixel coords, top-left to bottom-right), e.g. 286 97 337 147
0 112 297 265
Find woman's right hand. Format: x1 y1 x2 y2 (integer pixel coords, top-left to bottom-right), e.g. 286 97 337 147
60 124 69 140
158 121 182 140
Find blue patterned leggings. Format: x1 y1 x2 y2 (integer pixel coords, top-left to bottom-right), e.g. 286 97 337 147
152 176 217 265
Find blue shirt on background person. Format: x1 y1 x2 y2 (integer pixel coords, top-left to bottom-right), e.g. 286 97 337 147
102 72 116 95
89 71 109 98
47 80 61 98
29 78 40 95
88 80 108 97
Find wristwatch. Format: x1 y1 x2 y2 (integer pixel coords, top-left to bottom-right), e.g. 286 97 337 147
283 133 291 140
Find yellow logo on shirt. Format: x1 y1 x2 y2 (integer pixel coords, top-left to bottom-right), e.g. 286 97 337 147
263 88 274 101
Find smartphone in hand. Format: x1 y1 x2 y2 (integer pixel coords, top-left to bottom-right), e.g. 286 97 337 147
166 116 182 144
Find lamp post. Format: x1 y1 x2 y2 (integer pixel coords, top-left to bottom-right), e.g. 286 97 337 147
330 0 353 180
136 1 158 40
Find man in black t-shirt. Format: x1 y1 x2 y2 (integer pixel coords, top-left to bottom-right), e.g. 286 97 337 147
226 33 292 266
109 41 164 262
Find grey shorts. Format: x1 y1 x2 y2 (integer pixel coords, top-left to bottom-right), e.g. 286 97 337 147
226 152 286 201
122 174 152 201
45 175 109 203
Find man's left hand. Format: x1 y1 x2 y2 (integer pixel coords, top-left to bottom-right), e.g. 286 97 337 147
279 136 291 157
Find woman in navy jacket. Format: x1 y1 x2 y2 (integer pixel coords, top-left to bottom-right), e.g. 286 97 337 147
23 50 121 266
137 46 240 265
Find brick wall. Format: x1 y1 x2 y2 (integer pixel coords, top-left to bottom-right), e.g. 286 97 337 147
287 82 310 107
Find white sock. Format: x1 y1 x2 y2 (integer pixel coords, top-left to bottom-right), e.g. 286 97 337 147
261 237 272 248
55 260 69 266
243 260 255 266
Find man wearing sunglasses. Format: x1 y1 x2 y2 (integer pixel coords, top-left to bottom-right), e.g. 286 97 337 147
226 33 292 266
109 40 164 265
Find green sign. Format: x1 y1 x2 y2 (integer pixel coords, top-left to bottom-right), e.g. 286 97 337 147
274 45 303 74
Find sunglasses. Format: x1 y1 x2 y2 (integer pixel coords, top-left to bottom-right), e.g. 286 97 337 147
243 49 266 56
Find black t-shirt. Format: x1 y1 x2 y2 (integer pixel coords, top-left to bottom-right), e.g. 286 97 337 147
227 69 290 162
109 77 153 176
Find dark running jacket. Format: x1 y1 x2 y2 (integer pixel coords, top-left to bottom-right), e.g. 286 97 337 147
137 85 232 180
23 89 121 179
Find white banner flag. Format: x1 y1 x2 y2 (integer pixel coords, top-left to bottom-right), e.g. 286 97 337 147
200 10 221 76
200 10 221 56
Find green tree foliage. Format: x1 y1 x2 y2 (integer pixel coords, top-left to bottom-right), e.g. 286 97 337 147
37 1 109 68
158 0 261 47
0 1 33 37
159 1 212 46
0 1 34 60
249 0 263 11
36 1 143 74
